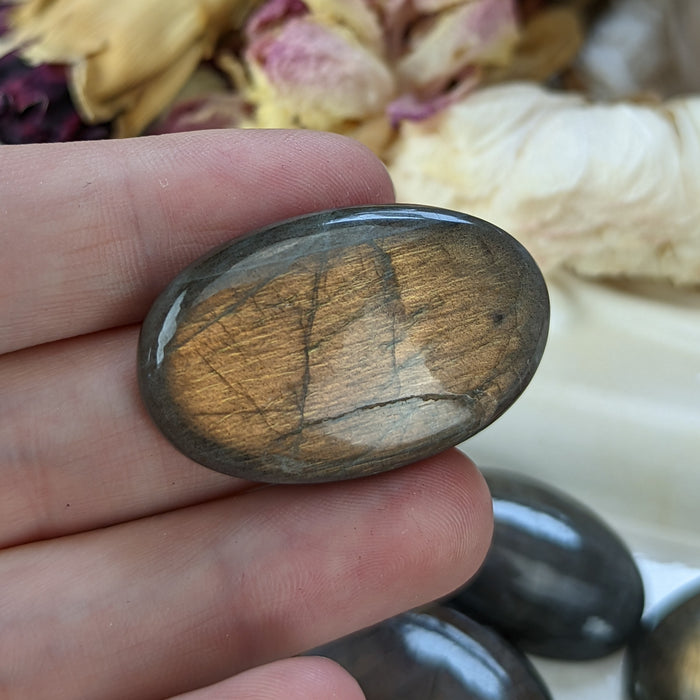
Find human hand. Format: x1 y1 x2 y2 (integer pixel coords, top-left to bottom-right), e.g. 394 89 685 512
0 130 492 699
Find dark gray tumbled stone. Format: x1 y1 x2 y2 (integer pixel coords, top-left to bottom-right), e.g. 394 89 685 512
449 469 644 659
308 606 552 699
138 205 549 483
626 585 700 700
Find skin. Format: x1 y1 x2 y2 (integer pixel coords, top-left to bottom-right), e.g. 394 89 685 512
0 129 493 700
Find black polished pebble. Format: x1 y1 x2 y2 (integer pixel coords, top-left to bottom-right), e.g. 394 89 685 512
307 606 552 699
448 469 644 659
626 584 700 700
138 205 549 483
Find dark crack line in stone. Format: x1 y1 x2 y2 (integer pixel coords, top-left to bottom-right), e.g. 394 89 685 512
195 351 237 394
213 318 248 357
196 350 285 437
307 303 365 353
370 241 407 392
172 274 276 350
297 391 475 430
294 253 328 449
426 666 439 700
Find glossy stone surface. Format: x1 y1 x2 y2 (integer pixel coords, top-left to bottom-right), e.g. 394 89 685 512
449 469 644 659
626 585 700 700
138 205 549 483
308 606 552 699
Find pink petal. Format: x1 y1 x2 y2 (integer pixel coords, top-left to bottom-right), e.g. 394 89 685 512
248 17 394 119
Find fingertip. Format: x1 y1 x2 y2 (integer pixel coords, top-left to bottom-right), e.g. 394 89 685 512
140 127 396 211
172 656 365 700
293 129 396 205
200 128 396 212
421 449 494 594
297 656 366 700
286 447 495 625
370 449 492 604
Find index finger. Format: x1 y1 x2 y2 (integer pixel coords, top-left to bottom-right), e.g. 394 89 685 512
0 129 394 354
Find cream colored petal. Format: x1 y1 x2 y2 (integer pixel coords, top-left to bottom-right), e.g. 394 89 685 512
371 0 463 17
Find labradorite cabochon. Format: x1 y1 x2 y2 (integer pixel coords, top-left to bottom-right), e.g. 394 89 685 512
308 606 552 699
138 205 549 483
449 469 645 660
626 585 700 699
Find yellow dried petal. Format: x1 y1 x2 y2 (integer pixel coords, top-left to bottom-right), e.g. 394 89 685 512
103 43 204 138
339 114 395 156
397 0 518 91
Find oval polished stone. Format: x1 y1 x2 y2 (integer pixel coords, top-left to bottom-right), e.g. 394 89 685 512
448 469 644 659
138 205 549 483
308 606 552 699
626 585 700 700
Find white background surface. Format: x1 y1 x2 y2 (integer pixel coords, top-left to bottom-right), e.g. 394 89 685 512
460 271 700 699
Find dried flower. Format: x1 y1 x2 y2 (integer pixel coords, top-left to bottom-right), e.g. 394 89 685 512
232 0 519 147
241 0 394 132
389 82 700 284
0 53 112 143
0 0 261 138
0 4 111 142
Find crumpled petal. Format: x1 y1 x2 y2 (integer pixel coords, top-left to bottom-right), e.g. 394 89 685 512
245 0 308 36
484 6 584 85
396 0 518 92
244 5 394 131
303 0 384 52
240 0 519 139
373 0 464 20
